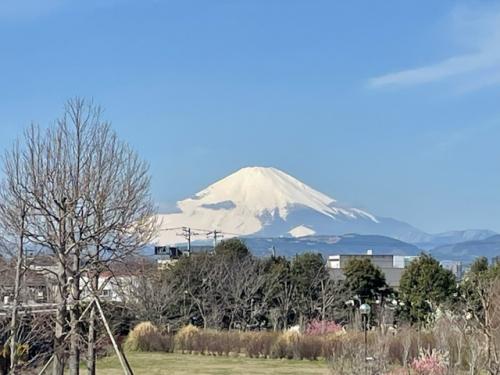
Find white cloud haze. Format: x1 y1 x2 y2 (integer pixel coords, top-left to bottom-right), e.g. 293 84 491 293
369 5 500 90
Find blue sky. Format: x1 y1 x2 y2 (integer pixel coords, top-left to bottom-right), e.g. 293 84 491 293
0 0 499 233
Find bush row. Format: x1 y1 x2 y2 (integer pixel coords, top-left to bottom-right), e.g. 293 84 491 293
123 320 499 374
125 323 347 360
124 322 443 364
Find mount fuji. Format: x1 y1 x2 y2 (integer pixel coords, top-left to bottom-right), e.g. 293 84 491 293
157 166 440 246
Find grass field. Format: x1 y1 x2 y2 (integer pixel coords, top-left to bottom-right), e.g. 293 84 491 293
93 353 329 375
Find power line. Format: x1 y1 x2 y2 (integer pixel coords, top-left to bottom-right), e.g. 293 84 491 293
158 226 243 238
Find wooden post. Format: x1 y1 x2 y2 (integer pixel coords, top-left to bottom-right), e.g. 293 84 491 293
94 298 133 375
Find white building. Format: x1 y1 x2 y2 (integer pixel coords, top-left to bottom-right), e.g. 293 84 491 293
327 250 418 288
81 272 138 303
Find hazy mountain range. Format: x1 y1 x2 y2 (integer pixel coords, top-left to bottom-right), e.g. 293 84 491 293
243 234 420 258
156 167 497 261
430 235 500 262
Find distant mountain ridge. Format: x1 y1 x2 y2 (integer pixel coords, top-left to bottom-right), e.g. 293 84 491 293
244 234 420 258
155 166 495 258
414 229 498 250
430 234 500 262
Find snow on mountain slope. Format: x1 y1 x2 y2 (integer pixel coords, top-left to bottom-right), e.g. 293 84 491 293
177 167 377 221
289 225 316 238
156 166 419 245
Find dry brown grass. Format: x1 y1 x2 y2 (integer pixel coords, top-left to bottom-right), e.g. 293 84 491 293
124 322 173 352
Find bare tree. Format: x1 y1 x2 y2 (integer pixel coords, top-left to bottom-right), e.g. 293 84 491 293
465 276 500 374
0 141 30 374
220 257 269 330
75 103 156 375
0 98 156 375
264 258 296 330
182 254 226 329
124 261 180 327
467 332 487 375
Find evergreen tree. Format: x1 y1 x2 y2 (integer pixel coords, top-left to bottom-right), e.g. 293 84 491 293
343 257 389 302
214 238 250 260
399 253 457 324
469 256 489 275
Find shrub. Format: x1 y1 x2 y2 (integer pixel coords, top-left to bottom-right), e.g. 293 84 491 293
411 348 448 375
328 339 365 375
204 330 224 356
270 336 291 359
271 331 301 359
223 332 243 356
387 334 405 365
244 332 277 358
218 331 242 356
124 322 173 352
174 324 200 353
191 329 209 354
324 336 342 359
382 327 438 366
297 335 323 360
305 320 342 336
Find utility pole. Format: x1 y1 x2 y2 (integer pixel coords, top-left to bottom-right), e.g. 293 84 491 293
177 227 198 256
185 227 191 253
212 230 219 250
207 230 223 253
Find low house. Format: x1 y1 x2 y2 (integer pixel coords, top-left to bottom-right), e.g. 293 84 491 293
80 258 149 303
0 262 54 306
154 245 212 269
80 271 138 303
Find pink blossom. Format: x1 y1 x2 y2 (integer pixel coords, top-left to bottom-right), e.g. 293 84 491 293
411 349 448 375
305 320 342 336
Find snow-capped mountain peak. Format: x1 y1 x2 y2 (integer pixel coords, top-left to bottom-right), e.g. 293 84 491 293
155 166 497 255
179 166 375 221
157 166 380 244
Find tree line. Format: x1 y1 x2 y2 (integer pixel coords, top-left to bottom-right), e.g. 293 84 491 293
124 239 458 331
127 240 500 330
128 239 345 331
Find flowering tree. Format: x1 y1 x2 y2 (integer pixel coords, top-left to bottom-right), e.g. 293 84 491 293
411 348 448 375
305 319 342 336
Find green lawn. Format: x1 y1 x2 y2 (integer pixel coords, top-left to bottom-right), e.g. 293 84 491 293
94 352 329 375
